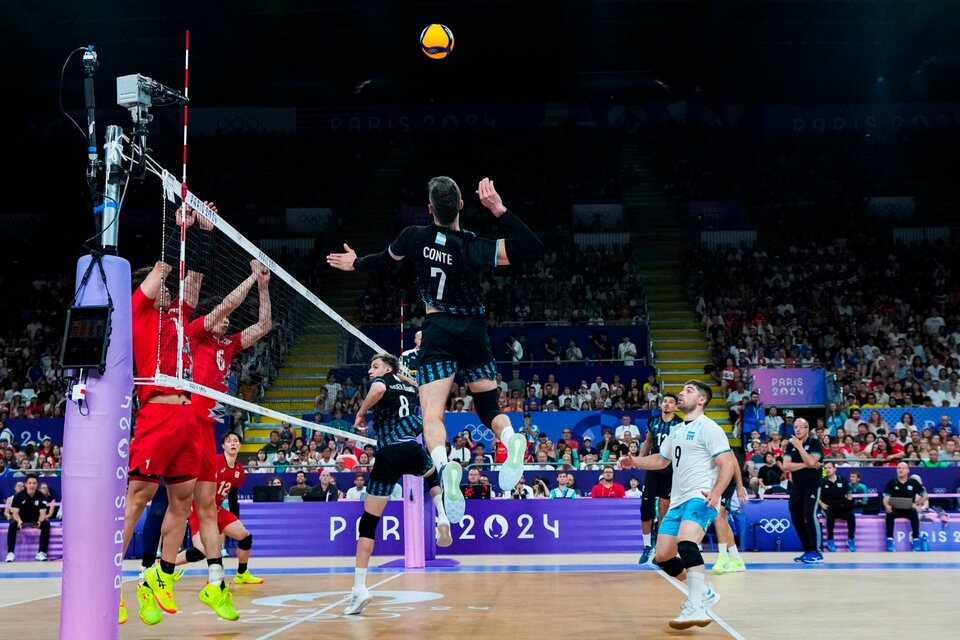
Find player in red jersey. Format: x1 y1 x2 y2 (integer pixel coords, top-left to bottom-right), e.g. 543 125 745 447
176 432 263 584
120 204 211 625
185 258 271 607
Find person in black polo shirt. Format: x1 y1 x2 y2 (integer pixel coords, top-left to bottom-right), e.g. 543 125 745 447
5 474 52 562
883 461 927 552
819 461 856 553
782 418 824 564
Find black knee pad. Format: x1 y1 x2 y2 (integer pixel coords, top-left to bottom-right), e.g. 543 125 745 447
640 497 655 522
659 556 685 577
237 534 253 551
359 511 381 540
185 547 205 563
472 389 503 427
678 540 704 569
424 471 440 490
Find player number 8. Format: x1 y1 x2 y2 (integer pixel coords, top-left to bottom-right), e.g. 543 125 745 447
398 395 410 418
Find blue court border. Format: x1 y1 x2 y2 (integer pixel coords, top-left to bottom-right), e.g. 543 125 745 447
5 560 960 580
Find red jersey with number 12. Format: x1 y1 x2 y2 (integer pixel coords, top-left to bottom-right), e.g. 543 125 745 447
216 455 245 501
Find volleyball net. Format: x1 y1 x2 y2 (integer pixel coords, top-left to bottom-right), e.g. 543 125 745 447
128 148 383 446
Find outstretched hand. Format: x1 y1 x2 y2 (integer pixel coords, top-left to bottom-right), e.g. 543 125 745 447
194 201 216 230
477 178 507 216
251 259 270 285
326 244 357 271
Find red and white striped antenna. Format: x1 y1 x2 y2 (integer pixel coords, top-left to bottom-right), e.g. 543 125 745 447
176 30 191 379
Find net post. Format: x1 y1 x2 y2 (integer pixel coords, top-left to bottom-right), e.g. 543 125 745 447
60 255 132 640
403 475 426 569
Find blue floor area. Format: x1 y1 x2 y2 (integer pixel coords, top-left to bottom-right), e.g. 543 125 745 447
5 560 960 580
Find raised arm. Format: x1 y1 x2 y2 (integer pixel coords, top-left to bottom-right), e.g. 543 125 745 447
241 263 273 350
207 260 259 332
476 178 542 267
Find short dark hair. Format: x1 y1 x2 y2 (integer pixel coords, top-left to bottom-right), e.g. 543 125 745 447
222 430 243 445
24 473 39 482
663 392 678 403
683 380 713 405
131 266 154 293
428 176 462 224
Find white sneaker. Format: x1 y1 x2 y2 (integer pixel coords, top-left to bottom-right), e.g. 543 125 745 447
5 552 14 563
441 464 465 524
436 522 453 548
704 586 720 609
669 600 712 630
35 551 48 562
343 587 373 615
497 434 528 492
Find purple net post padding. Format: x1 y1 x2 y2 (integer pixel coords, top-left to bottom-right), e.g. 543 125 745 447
60 255 132 640
403 475 425 568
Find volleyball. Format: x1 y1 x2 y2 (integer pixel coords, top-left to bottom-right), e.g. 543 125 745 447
421 23 454 59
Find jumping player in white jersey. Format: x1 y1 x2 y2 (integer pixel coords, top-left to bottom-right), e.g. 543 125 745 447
621 380 736 630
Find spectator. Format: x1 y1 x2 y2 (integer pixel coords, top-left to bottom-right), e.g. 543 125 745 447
590 466 625 498
618 335 638 366
549 471 577 498
509 476 534 499
531 477 550 498
625 476 642 498
565 339 583 363
764 406 785 437
345 474 368 500
4 481 25 520
615 414 640 440
307 470 339 501
751 453 784 496
288 471 313 497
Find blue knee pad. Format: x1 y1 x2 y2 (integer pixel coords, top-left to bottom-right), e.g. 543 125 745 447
678 540 704 569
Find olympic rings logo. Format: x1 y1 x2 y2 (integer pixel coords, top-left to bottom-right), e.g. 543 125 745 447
758 518 791 534
464 422 495 443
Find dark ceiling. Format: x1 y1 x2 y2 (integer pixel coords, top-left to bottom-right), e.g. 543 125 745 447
7 0 960 112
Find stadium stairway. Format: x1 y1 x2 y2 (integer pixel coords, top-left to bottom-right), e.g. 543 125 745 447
241 149 408 454
621 143 738 446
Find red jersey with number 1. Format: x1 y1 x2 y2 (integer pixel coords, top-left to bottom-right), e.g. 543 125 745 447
131 288 192 405
186 315 243 423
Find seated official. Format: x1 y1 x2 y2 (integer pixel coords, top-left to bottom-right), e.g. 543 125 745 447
5 474 53 563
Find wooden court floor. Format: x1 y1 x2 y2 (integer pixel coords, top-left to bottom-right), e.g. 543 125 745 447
3 552 958 639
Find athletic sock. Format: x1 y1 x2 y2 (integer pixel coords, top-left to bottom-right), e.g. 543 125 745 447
138 567 146 585
728 544 740 560
207 558 225 588
238 562 248 574
499 425 516 444
642 533 651 547
433 493 449 525
718 543 728 556
430 446 448 474
354 567 368 590
687 571 705 608
159 560 176 576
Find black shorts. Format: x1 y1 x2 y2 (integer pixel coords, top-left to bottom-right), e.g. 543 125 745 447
417 313 497 385
642 470 673 500
367 440 434 497
719 482 737 509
